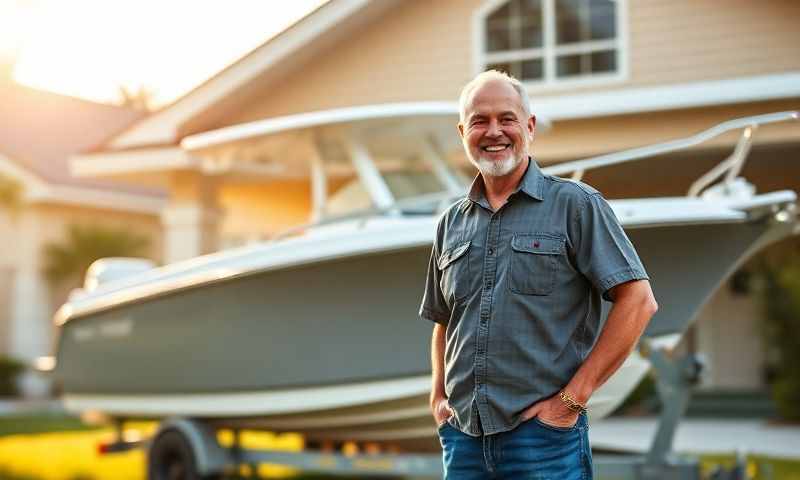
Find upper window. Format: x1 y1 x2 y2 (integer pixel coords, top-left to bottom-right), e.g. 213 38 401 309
479 0 624 85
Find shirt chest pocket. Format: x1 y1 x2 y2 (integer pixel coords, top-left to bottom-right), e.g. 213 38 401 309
438 240 472 303
509 233 564 296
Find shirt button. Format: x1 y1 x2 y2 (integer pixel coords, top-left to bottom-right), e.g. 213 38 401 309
488 248 494 255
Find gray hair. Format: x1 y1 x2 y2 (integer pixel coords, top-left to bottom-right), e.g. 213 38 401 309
458 70 532 122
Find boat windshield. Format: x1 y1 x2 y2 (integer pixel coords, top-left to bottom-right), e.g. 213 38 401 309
326 170 448 217
322 146 467 218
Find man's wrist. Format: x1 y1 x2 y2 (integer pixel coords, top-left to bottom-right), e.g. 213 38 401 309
558 390 587 413
564 378 593 406
430 392 447 409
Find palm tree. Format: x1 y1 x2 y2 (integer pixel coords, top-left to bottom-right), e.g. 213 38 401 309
118 84 156 112
42 223 151 288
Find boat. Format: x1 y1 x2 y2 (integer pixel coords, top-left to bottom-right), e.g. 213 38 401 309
50 104 798 452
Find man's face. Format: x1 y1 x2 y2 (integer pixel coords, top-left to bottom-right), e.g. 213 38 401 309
458 79 535 178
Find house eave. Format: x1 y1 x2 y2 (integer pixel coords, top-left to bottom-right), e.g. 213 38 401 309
536 72 800 121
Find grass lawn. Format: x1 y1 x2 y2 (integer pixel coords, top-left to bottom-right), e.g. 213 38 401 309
0 412 99 437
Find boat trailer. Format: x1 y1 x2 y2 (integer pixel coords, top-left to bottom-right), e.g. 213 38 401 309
99 343 748 480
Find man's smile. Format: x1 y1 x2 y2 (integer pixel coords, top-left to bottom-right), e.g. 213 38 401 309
482 144 511 152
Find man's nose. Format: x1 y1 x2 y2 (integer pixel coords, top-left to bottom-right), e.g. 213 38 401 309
485 119 502 137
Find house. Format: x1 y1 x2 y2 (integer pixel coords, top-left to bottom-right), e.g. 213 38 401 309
0 67 165 395
70 0 800 396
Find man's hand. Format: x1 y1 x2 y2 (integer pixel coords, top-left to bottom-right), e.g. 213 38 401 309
520 394 579 428
431 396 454 425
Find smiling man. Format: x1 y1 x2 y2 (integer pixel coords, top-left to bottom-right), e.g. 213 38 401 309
418 70 659 479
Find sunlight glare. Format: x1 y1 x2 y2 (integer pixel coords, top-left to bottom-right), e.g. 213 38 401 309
11 0 328 106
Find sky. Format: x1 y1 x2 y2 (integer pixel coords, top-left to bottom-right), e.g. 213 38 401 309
0 0 328 107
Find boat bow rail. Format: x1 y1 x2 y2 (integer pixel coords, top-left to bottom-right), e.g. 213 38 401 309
542 110 798 186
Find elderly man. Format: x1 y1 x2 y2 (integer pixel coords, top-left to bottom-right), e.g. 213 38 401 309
418 70 658 479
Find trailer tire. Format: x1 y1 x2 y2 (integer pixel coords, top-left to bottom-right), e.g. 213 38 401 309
148 428 206 480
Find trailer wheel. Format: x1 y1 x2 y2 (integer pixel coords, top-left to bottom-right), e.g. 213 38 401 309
148 428 205 480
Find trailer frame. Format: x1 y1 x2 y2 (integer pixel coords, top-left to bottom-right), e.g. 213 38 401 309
97 343 746 479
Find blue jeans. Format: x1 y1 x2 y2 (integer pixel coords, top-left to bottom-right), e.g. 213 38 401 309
438 412 593 479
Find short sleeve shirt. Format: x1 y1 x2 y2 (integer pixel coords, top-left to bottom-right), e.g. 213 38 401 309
418 158 649 437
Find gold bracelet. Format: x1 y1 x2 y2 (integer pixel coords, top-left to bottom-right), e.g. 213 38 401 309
559 390 587 413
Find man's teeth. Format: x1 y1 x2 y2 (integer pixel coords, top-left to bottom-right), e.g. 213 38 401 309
484 145 508 152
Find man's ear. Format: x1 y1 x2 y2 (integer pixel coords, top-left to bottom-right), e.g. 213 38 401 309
528 114 536 138
457 122 465 139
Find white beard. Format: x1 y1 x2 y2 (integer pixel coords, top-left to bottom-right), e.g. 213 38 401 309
469 151 523 177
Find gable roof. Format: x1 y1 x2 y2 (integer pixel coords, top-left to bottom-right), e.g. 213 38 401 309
102 0 400 151
0 79 164 198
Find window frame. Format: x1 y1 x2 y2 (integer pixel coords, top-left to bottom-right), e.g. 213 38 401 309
473 0 629 91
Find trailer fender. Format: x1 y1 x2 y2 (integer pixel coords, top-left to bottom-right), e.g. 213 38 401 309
155 418 231 476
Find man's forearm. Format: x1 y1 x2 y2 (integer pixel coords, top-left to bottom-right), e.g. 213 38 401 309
566 280 658 405
430 322 447 407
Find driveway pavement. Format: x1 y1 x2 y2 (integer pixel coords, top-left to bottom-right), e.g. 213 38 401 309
591 417 800 459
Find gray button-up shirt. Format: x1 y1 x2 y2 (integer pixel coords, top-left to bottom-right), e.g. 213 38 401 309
419 158 648 437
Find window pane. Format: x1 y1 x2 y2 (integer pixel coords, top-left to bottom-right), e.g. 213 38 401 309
520 21 543 49
487 26 511 51
556 0 616 45
487 60 542 81
556 49 616 77
489 2 511 23
590 50 616 73
487 2 511 52
519 0 541 16
486 0 543 51
487 62 513 76
521 59 543 80
590 0 616 40
556 0 583 45
519 0 543 48
556 53 586 77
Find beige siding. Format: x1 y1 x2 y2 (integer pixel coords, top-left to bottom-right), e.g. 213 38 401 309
629 0 800 88
218 0 800 128
221 0 480 125
535 99 800 162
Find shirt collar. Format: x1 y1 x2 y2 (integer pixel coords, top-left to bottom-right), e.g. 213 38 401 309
467 157 545 206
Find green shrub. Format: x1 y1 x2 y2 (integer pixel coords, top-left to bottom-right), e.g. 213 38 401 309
42 223 150 288
755 242 800 421
0 356 25 397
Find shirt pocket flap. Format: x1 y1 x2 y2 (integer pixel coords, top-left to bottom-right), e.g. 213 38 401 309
511 234 563 255
438 240 471 270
